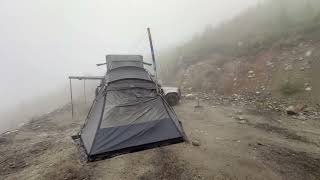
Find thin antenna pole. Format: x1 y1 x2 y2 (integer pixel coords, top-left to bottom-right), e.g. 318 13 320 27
147 27 159 93
69 78 74 119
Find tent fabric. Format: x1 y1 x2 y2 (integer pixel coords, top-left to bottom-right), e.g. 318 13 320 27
80 55 185 158
106 55 144 71
105 67 152 83
106 79 157 91
91 118 181 155
106 54 143 62
80 88 106 152
108 61 144 70
101 91 168 128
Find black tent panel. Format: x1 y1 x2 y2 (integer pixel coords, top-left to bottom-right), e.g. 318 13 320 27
90 118 182 155
80 86 185 158
161 97 184 133
81 90 105 154
106 79 156 91
101 94 168 128
79 55 186 160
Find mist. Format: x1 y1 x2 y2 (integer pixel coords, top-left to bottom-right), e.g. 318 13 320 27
0 0 259 132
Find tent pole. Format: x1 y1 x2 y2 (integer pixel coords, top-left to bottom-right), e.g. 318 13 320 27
84 80 87 104
69 78 74 120
147 27 159 94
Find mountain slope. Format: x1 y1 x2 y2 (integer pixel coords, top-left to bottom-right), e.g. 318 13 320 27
159 0 320 106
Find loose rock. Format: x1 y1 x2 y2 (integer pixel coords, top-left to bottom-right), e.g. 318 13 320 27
239 120 247 124
286 105 306 115
297 115 307 121
185 94 195 100
236 116 246 120
305 50 312 57
286 106 298 115
235 110 243 115
305 87 312 92
192 140 201 146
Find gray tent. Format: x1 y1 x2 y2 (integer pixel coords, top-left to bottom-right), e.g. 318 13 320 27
79 55 186 160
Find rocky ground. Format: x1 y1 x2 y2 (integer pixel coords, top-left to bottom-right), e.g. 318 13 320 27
1 96 320 180
172 38 320 110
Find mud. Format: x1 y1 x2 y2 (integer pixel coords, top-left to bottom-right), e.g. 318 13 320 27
0 141 52 176
255 144 320 180
1 99 320 180
139 149 200 180
43 153 93 180
253 123 309 143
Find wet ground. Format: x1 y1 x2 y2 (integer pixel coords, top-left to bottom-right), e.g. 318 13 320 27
1 99 320 180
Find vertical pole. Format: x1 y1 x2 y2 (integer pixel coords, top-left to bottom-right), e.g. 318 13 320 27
84 80 87 104
147 27 159 94
69 78 74 120
105 55 108 73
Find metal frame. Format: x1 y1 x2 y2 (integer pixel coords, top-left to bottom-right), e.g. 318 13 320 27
68 76 104 120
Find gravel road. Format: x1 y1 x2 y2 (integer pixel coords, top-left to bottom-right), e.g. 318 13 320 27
1 99 319 180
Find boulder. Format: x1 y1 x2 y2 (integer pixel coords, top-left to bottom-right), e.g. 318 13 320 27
286 105 306 115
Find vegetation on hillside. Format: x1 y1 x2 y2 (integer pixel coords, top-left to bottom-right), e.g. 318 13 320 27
159 0 320 81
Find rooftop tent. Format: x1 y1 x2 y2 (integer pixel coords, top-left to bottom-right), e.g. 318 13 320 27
105 66 153 83
80 55 186 160
106 55 144 71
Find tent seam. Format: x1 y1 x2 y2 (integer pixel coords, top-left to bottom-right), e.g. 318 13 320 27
89 90 107 155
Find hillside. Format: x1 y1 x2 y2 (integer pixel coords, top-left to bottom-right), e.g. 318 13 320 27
159 0 320 107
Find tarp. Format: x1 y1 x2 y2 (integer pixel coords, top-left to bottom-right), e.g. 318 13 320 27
80 55 185 158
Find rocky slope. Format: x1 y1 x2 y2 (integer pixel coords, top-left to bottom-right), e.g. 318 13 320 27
171 36 320 120
160 0 320 117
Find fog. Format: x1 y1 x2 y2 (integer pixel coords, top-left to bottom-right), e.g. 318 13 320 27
0 0 259 132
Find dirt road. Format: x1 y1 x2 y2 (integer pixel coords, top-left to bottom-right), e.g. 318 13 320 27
1 99 320 180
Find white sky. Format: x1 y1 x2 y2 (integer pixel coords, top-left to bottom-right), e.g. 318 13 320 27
0 0 259 112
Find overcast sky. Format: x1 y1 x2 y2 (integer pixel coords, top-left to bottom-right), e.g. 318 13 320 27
0 0 259 113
